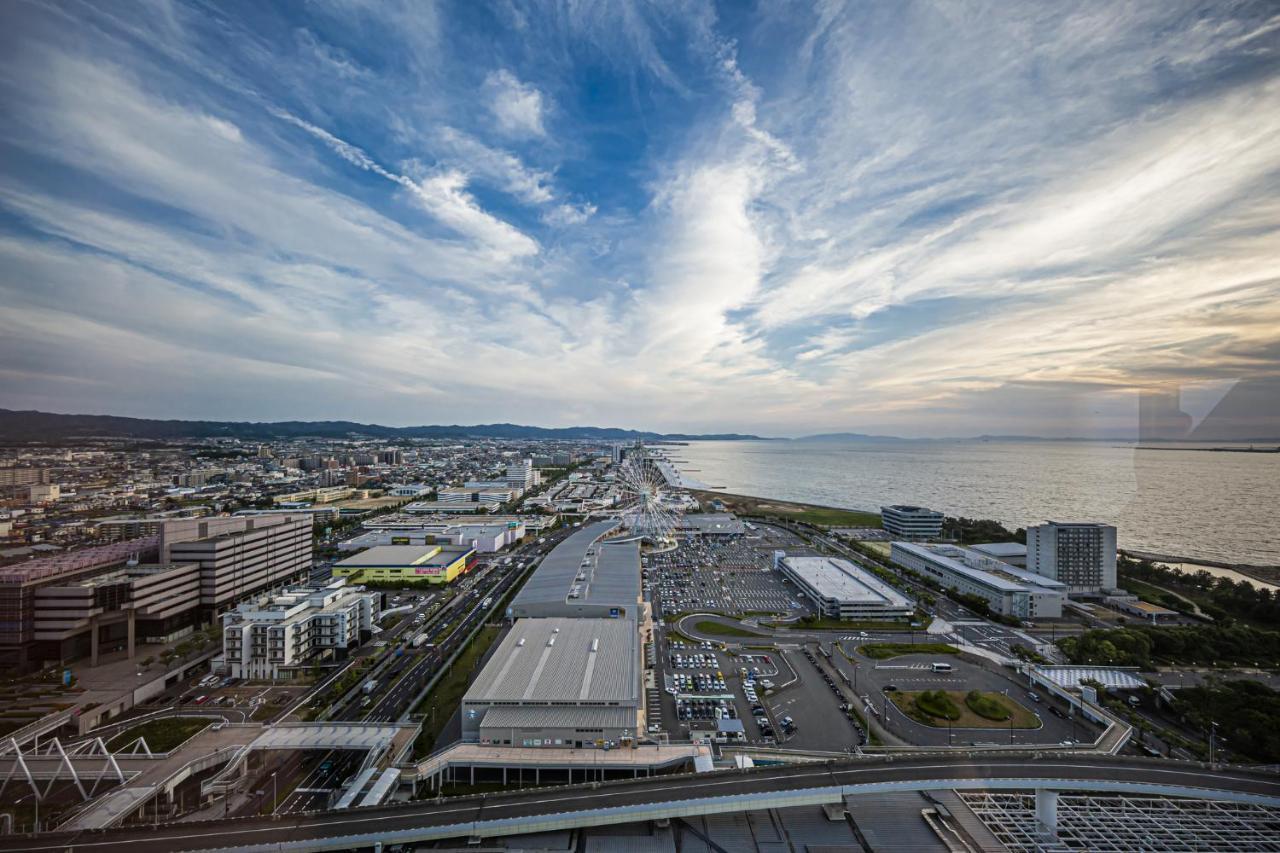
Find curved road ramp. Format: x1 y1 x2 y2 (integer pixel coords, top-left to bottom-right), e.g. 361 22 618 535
3 754 1277 852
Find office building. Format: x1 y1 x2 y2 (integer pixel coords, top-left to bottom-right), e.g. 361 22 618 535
0 538 161 669
1026 521 1118 595
463 616 642 748
891 542 1064 619
505 459 536 493
162 514 313 610
221 578 380 680
880 505 944 540
332 543 476 584
438 486 514 506
507 520 642 619
777 556 915 620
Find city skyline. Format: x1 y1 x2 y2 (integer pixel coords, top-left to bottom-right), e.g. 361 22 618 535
2 2 1278 437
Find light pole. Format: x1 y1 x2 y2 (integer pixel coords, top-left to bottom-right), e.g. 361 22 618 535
271 771 277 814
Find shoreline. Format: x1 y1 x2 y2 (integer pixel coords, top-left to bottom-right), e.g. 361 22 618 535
687 488 1280 586
1121 549 1280 586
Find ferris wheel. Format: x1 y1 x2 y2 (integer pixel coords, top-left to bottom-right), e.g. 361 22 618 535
615 446 681 543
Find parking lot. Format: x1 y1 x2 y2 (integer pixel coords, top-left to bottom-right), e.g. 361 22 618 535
645 534 811 618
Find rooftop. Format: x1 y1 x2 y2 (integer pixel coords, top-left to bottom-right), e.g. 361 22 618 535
893 541 1065 594
464 617 638 704
334 544 470 568
509 520 640 610
781 556 914 608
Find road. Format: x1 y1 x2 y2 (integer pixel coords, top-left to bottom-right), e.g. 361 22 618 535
8 755 1277 852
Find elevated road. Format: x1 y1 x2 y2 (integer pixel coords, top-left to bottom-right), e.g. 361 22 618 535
6 754 1277 852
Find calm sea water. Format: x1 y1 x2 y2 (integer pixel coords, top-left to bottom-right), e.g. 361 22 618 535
673 440 1280 568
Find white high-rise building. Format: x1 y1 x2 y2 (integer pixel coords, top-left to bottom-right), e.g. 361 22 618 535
1026 521 1118 595
506 458 536 493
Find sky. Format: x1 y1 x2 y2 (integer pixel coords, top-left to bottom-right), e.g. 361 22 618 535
1 1 1278 438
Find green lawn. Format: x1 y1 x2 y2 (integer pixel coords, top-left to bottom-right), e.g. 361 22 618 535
689 490 881 529
892 690 1039 729
411 625 502 758
106 717 212 752
693 620 765 638
857 642 958 660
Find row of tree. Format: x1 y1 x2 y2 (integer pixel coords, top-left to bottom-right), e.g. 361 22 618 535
1057 623 1280 668
1119 555 1280 627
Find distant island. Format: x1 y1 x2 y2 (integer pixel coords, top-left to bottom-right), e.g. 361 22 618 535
0 409 763 443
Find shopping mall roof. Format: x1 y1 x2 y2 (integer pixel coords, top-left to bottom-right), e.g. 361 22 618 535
464 617 638 705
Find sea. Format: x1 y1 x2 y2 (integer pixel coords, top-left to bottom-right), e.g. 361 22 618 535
671 439 1280 576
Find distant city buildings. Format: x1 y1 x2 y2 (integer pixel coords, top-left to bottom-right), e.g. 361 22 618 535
221 577 380 680
1026 521 1118 595
891 542 1064 619
880 504 944 540
776 555 915 620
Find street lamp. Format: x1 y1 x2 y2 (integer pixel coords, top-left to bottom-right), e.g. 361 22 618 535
271 771 277 814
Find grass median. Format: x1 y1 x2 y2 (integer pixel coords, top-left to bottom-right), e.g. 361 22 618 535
891 690 1038 729
411 624 502 759
106 716 213 752
693 619 765 638
857 642 958 660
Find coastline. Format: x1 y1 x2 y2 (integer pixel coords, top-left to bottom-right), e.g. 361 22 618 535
1121 549 1280 586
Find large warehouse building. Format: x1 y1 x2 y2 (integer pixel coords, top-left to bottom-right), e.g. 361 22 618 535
777 555 915 620
462 617 642 748
891 541 1065 619
331 543 476 584
506 520 642 620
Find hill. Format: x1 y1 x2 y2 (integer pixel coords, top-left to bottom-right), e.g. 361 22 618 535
0 409 761 443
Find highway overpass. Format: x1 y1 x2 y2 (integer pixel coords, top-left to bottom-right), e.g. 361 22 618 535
4 754 1277 852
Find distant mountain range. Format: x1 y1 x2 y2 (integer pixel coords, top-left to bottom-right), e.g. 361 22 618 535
0 409 762 443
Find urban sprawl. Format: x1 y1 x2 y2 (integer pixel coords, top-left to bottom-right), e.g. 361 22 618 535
0 437 1276 851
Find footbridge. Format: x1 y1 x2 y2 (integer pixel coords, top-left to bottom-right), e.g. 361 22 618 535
5 754 1277 852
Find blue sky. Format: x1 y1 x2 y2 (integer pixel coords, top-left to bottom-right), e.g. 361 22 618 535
1 1 1278 437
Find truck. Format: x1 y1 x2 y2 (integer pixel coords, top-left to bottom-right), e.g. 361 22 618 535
362 679 378 695
482 597 493 609
412 633 429 648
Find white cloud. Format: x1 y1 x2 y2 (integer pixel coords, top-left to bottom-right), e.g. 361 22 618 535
484 69 548 138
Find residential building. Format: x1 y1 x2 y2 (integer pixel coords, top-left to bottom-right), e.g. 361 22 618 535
331 543 476 584
27 484 61 504
1026 521 1118 595
776 556 915 621
890 542 1064 619
221 578 380 680
880 505 944 540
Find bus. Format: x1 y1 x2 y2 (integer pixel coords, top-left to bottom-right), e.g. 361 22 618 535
930 662 953 673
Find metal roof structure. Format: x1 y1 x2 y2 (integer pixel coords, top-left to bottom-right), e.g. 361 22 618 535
1033 666 1147 690
892 542 1064 594
464 617 639 705
678 513 746 536
970 542 1028 559
508 520 640 616
780 557 914 609
478 706 637 730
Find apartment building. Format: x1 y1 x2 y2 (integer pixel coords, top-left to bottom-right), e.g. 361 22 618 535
221 578 380 680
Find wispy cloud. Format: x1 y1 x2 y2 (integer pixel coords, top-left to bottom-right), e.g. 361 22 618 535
0 1 1276 435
